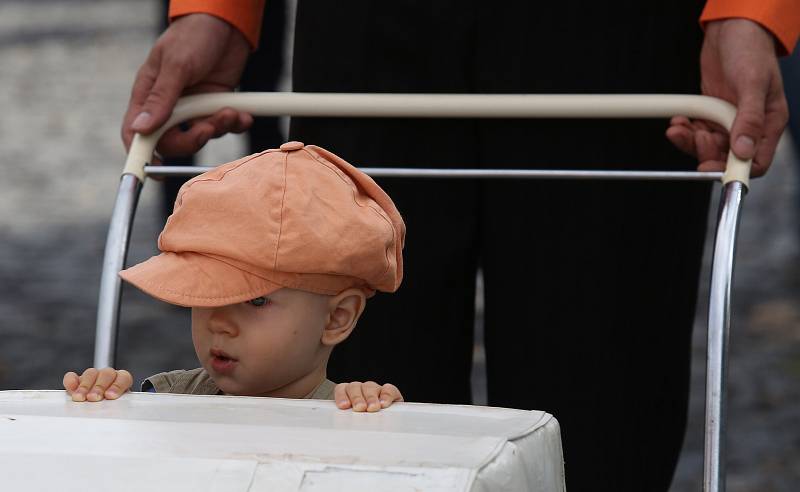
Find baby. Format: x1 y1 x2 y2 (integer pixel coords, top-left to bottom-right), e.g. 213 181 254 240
64 141 405 412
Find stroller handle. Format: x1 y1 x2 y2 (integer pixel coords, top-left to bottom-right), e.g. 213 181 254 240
123 93 751 186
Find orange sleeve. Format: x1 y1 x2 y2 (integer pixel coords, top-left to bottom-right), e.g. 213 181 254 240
169 0 266 50
701 0 800 55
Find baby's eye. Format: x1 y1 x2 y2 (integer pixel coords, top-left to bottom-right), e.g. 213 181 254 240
247 296 270 307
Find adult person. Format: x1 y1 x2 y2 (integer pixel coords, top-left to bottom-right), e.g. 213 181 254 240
120 1 799 490
155 0 287 220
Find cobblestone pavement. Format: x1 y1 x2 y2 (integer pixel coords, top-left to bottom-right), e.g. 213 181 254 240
1 2 798 490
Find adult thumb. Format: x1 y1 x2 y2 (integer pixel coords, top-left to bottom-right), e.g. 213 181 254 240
729 89 766 161
131 66 188 135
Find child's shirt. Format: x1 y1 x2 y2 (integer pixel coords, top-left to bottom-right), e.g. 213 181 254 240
140 368 336 399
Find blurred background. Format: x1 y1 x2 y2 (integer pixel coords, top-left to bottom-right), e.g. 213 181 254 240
0 1 798 490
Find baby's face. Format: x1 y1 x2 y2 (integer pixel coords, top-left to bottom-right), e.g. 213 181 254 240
191 288 332 397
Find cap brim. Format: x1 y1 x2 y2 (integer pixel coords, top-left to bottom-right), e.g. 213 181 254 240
119 251 282 308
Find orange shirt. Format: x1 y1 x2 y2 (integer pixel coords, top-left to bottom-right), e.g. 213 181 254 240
170 0 798 55
701 0 800 55
169 0 266 49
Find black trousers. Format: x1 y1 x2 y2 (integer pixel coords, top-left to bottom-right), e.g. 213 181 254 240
287 1 709 490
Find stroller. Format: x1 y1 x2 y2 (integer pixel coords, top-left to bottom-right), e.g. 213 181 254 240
95 92 751 492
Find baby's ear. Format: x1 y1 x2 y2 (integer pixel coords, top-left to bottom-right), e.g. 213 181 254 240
321 288 366 346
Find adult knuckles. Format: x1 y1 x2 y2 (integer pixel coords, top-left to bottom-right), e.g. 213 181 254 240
734 109 765 133
734 58 767 78
161 45 213 84
145 83 180 108
770 100 790 128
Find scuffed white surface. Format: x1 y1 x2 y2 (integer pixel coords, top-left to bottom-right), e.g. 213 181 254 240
2 453 257 492
0 390 564 491
474 420 566 491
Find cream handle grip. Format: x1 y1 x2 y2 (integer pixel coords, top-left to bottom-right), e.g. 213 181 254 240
123 93 751 187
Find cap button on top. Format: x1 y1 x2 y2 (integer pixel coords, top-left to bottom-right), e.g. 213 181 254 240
280 141 304 151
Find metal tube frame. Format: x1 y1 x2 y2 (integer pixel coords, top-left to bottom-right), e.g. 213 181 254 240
704 181 745 492
96 93 748 492
145 166 726 181
94 173 141 368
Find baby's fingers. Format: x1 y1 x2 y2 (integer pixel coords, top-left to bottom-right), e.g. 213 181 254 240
105 370 133 400
360 381 383 412
345 382 371 412
62 372 80 393
71 368 99 402
379 383 403 408
334 383 351 409
86 367 118 402
334 381 401 412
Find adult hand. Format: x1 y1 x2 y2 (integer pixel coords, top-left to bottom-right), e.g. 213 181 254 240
122 13 253 158
666 18 788 177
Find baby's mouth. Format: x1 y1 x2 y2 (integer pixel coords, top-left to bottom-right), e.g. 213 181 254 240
210 348 236 360
210 348 238 373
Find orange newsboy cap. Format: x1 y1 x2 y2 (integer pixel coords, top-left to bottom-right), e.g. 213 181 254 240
120 142 405 307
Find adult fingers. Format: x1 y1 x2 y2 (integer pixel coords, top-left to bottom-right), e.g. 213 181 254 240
666 117 708 155
687 118 728 135
695 109 784 178
105 370 133 400
156 121 215 158
670 115 691 127
72 368 99 402
729 78 768 161
205 108 252 137
711 128 730 152
667 120 730 172
345 382 368 412
694 129 727 173
697 160 726 173
751 100 789 177
669 116 722 134
667 125 728 155
63 372 80 393
695 130 723 163
122 59 159 149
87 367 118 402
665 124 696 156
155 108 253 158
379 384 403 408
130 53 192 138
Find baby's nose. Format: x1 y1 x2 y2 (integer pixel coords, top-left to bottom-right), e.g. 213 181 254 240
208 317 239 336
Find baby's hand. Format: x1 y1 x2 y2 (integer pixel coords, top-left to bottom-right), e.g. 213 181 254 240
63 368 133 402
335 381 403 412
